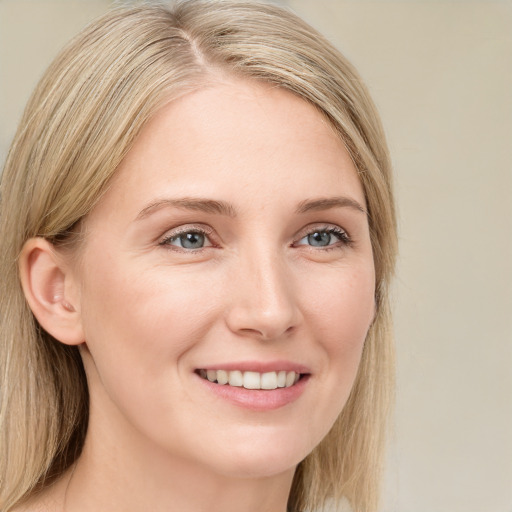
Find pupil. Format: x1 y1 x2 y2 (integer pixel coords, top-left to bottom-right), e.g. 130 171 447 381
181 232 204 249
308 231 330 247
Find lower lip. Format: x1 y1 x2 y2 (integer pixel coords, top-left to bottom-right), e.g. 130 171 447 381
196 374 310 411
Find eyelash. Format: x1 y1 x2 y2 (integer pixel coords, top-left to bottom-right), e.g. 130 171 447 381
294 225 352 251
159 225 215 251
159 224 352 252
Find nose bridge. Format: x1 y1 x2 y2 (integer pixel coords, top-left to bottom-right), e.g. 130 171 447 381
226 240 301 339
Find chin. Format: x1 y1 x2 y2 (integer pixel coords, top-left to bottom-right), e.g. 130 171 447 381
196 428 315 479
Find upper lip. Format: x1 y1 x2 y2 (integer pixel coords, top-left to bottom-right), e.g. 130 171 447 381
196 360 311 374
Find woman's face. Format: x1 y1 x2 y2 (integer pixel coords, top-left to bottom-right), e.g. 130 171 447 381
71 78 375 478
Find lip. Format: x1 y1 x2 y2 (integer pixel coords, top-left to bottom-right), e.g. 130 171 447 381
198 360 311 374
194 360 311 412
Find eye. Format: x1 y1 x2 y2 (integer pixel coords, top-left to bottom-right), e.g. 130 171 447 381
295 227 350 248
160 228 213 250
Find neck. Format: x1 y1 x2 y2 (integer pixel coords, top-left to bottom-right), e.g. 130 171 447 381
63 415 295 512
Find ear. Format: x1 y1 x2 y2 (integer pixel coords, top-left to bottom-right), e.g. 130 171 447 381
19 237 84 346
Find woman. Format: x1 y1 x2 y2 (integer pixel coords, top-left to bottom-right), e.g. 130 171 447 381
0 1 397 511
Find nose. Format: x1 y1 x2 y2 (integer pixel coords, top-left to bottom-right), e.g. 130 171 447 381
225 248 303 341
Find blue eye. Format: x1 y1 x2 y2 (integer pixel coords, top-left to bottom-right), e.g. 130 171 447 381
297 228 349 248
163 230 212 250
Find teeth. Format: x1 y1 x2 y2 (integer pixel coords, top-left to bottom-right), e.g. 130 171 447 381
243 371 261 389
277 370 287 388
261 371 277 390
216 369 229 385
286 371 296 387
228 370 243 387
199 369 301 390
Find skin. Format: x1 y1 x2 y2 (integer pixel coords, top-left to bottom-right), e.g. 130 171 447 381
21 78 375 512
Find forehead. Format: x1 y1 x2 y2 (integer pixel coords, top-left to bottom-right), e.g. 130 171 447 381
93 78 365 220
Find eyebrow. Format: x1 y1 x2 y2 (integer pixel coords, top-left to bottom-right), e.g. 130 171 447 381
295 196 367 215
136 197 237 220
135 195 366 221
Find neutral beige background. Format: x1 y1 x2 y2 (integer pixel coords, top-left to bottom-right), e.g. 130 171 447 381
1 1 511 511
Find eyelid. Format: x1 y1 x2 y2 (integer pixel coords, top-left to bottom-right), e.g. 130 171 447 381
293 223 352 248
159 224 217 248
157 222 351 252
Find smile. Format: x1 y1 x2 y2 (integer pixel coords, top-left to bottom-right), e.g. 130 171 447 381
197 369 301 390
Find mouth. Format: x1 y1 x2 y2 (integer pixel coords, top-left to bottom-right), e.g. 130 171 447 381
196 369 305 390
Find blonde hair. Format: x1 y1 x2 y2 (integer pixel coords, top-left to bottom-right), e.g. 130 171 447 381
0 2 397 511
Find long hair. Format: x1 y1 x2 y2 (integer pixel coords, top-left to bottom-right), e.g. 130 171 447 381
0 2 397 511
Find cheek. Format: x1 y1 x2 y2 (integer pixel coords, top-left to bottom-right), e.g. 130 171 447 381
76 259 226 448
302 262 375 411
77 258 220 382
307 262 375 348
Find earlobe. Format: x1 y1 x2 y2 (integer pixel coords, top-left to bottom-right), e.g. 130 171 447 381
19 238 84 346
